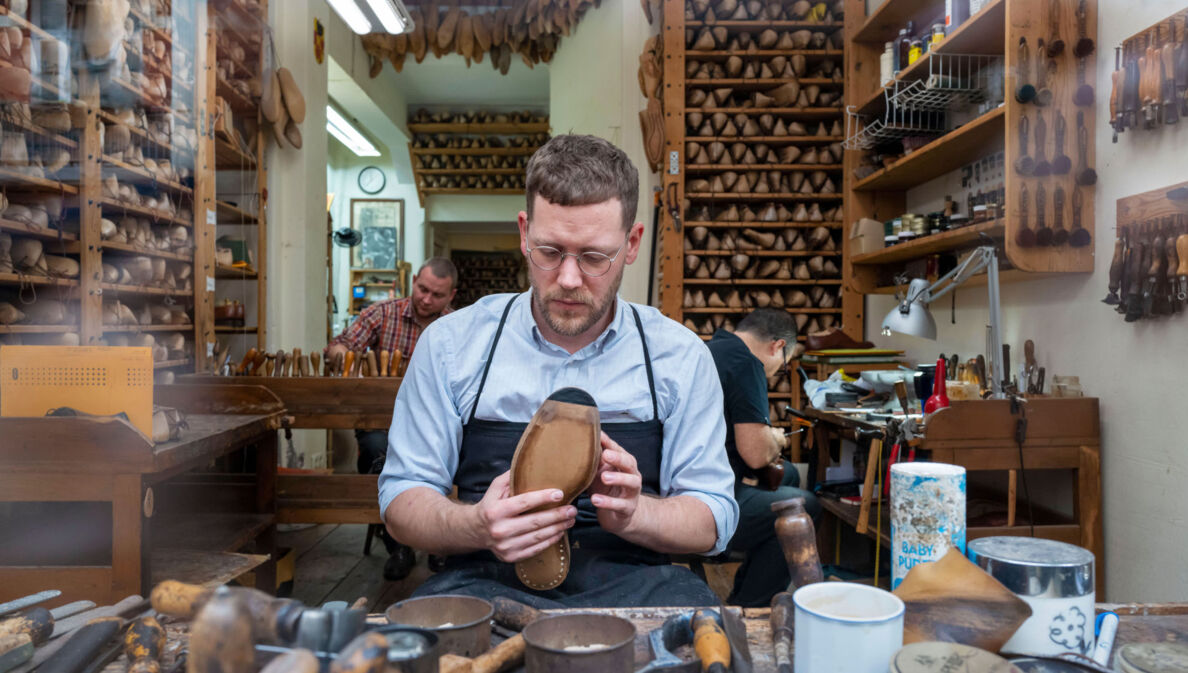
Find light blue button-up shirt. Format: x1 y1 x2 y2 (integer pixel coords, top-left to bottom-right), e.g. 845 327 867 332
379 291 739 555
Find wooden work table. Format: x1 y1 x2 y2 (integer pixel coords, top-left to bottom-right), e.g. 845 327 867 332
802 398 1104 596
102 603 1188 673
0 384 284 604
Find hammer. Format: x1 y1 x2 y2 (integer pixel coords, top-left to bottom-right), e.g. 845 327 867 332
123 616 165 673
437 598 541 673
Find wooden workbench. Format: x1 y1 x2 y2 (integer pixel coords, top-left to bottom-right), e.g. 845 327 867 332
0 384 284 604
803 398 1104 596
107 603 1188 673
180 375 402 524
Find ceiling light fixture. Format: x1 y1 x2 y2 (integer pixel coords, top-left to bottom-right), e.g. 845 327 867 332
326 106 381 157
327 0 414 35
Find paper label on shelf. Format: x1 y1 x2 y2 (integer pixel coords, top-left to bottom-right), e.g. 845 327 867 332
206 276 215 292
207 342 215 357
668 151 680 175
207 209 216 225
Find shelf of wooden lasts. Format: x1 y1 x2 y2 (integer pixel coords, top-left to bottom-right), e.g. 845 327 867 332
0 0 269 375
842 0 1097 296
450 250 527 309
408 109 549 206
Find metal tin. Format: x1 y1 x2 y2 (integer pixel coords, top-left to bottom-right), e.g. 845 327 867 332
367 626 440 673
1117 643 1188 673
968 537 1096 657
385 595 493 658
967 537 1094 599
892 642 1021 673
523 613 636 673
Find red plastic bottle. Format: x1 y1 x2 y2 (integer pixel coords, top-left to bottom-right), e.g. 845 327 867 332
924 356 950 414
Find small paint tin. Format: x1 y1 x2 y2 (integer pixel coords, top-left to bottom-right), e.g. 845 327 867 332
968 537 1095 657
1116 643 1188 673
891 641 1022 673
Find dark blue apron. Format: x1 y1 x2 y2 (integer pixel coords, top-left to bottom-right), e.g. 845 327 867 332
410 295 719 608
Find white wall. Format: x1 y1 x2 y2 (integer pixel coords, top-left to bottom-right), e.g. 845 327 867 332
864 0 1188 601
548 0 662 305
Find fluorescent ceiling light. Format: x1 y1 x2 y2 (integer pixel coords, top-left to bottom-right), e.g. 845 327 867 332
365 0 406 33
326 106 381 157
327 0 372 34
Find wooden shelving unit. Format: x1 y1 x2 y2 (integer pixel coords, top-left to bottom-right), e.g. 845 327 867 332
407 111 549 206
660 0 858 438
451 250 526 309
843 0 1097 295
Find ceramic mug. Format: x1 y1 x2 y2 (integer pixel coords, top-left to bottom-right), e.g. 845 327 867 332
793 582 905 673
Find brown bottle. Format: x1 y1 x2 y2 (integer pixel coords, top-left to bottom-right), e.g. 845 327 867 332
772 497 824 589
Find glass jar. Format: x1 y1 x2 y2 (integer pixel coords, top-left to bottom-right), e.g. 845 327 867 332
930 23 946 50
880 41 895 86
908 39 924 65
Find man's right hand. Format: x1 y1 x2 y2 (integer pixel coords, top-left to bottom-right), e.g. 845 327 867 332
473 471 577 562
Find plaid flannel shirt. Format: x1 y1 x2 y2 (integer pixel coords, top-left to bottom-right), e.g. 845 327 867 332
331 297 451 357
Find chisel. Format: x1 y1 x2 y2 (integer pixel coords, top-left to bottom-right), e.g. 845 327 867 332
379 350 389 377
770 592 794 673
0 634 33 673
38 617 123 673
50 602 96 621
0 592 60 619
0 608 53 646
1103 238 1124 304
291 349 304 376
365 351 378 378
389 350 402 378
692 610 730 673
310 352 321 377
1125 238 1148 322
123 616 165 673
235 348 258 375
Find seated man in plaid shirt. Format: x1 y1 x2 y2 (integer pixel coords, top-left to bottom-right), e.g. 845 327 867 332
326 256 457 580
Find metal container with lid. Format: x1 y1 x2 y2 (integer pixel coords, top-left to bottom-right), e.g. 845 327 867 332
968 537 1096 657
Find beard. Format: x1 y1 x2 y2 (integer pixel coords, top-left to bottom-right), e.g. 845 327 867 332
531 264 624 337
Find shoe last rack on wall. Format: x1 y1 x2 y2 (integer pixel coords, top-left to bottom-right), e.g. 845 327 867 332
659 0 858 429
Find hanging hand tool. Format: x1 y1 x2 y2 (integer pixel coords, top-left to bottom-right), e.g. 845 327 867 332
1165 221 1180 313
1053 186 1068 246
1178 16 1188 114
1144 36 1159 128
123 616 165 673
1177 227 1188 306
1002 344 1012 392
770 593 793 673
187 588 254 673
1075 111 1097 186
1052 113 1071 174
1034 43 1053 107
1103 238 1124 304
1125 236 1149 322
0 592 60 619
1035 183 1049 249
1075 56 1095 107
1016 183 1034 247
310 352 321 377
1163 39 1179 124
1046 0 1064 56
692 610 730 673
1111 47 1124 141
1125 42 1142 128
1142 232 1164 319
1015 37 1036 103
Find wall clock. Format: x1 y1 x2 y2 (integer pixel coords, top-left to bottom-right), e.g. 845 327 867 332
358 166 386 194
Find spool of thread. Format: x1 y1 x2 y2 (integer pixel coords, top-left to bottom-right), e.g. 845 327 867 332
890 462 966 589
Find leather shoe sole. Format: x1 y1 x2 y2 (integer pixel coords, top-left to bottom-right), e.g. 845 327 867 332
509 387 601 590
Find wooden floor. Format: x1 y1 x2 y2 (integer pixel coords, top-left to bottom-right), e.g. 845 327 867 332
278 523 742 610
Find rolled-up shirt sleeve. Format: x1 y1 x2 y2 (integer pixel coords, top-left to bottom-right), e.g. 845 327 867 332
658 337 738 555
378 321 463 517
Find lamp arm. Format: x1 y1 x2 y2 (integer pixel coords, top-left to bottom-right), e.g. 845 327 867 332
918 246 996 304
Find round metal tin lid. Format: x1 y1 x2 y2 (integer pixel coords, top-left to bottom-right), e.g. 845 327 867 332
892 642 1022 673
967 537 1095 598
1117 643 1188 673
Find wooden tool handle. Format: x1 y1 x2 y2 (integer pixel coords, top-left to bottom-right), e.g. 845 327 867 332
856 438 881 534
1128 240 1147 290
291 349 303 376
366 351 379 378
390 350 403 378
692 610 730 673
343 351 355 378
471 633 526 673
1109 239 1125 289
261 650 318 673
328 632 387 673
235 348 257 375
1166 230 1178 279
310 352 321 376
1151 237 1167 276
1177 235 1188 275
0 607 53 645
264 359 275 376
298 355 311 377
188 589 253 673
123 616 164 672
39 618 122 673
281 351 292 377
0 632 33 662
770 592 794 673
492 597 541 632
150 581 211 620
249 351 267 376
379 350 389 377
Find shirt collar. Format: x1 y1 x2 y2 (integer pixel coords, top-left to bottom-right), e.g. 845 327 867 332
520 290 627 357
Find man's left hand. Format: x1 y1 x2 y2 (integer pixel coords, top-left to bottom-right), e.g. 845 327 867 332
590 432 642 535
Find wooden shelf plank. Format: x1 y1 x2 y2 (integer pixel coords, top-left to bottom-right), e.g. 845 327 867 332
215 137 256 169
686 20 844 28
407 122 548 134
103 324 193 332
215 263 257 279
150 549 266 588
0 272 78 288
869 269 1070 295
684 307 842 314
690 136 844 143
688 50 844 58
683 279 843 285
0 113 78 149
100 198 193 228
215 200 258 224
687 164 843 172
0 219 78 246
852 220 1005 265
852 0 936 44
0 324 78 333
688 107 843 118
686 221 844 228
101 282 192 297
0 167 78 194
154 512 274 552
852 106 1006 192
690 77 841 87
101 240 194 262
104 154 194 196
686 193 843 201
215 325 258 334
155 358 192 368
409 147 539 156
0 6 62 45
216 78 256 114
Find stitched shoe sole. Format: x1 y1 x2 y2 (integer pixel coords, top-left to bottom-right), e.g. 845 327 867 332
509 387 601 590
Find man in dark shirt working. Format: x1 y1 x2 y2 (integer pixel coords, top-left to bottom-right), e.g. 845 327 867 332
706 308 821 607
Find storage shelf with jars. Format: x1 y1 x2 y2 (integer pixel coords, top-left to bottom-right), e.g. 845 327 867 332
842 0 1098 296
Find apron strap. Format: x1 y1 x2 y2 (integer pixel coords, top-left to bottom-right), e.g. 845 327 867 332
468 295 518 423
629 305 660 422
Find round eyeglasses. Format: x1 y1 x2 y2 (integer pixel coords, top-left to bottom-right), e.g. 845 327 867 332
525 238 627 278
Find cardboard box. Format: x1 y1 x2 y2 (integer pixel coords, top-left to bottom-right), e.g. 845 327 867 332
850 218 885 255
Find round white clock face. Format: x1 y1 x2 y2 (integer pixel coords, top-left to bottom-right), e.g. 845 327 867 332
358 166 386 194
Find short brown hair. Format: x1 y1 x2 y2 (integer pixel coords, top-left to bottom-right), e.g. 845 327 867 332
418 256 457 288
525 134 639 230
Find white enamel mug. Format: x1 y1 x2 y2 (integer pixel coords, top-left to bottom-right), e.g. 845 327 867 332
793 582 905 673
